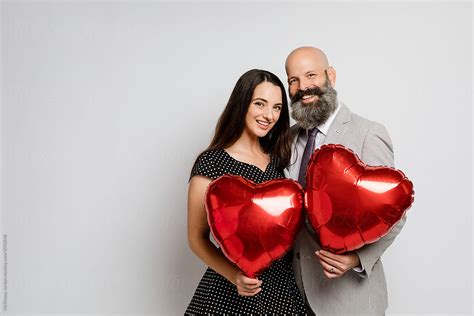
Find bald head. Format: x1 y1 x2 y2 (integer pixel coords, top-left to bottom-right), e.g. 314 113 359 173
285 46 329 73
285 46 336 94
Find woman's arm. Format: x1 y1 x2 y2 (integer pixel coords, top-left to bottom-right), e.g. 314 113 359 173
187 175 262 296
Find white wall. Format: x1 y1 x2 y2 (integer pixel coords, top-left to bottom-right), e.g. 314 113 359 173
1 2 472 315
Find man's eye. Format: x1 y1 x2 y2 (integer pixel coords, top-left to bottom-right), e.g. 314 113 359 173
308 73 316 78
289 79 297 85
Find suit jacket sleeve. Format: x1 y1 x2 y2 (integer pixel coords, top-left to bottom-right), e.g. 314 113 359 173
355 122 407 278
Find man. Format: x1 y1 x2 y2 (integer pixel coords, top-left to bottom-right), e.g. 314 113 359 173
285 46 406 315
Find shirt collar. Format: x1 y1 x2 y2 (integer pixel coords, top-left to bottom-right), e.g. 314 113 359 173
305 101 341 137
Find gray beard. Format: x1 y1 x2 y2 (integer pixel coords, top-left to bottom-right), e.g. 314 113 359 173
290 84 338 130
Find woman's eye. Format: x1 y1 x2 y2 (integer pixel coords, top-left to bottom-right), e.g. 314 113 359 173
255 102 264 107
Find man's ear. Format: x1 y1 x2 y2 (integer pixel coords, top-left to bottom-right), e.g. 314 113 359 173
326 66 336 87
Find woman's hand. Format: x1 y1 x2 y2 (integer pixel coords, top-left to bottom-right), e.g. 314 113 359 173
234 271 262 296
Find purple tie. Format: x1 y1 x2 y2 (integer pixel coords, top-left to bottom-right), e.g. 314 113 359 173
298 127 318 189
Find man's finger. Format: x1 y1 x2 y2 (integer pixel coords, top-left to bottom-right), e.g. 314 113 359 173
316 251 344 271
317 250 344 262
319 258 342 275
323 269 338 279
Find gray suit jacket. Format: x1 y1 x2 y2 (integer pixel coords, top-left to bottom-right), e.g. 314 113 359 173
286 103 406 316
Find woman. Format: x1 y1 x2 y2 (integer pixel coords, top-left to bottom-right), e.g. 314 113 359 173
185 69 306 315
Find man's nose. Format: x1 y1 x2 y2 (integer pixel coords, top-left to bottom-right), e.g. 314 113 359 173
298 78 312 91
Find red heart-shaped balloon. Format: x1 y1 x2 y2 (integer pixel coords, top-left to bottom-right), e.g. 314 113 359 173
206 175 304 278
305 144 414 254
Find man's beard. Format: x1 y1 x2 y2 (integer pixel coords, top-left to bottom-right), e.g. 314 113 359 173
290 78 338 130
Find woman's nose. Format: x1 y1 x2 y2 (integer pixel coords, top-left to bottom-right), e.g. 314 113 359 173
262 107 274 120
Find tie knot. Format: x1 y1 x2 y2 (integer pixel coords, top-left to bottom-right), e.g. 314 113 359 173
308 127 318 138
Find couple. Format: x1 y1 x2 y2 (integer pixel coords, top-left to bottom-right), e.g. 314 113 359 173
185 46 406 315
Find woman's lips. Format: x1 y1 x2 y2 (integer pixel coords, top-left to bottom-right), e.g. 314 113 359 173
257 120 271 129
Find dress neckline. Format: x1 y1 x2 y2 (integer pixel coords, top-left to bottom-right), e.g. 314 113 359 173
221 148 272 173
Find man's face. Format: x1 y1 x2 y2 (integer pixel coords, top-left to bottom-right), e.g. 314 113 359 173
286 55 329 102
286 55 338 129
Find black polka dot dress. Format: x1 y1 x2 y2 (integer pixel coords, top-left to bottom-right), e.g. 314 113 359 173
185 148 307 315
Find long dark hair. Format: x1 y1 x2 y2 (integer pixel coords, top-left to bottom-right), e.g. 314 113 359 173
195 69 292 171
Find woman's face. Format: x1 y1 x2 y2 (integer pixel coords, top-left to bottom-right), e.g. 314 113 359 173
244 81 283 138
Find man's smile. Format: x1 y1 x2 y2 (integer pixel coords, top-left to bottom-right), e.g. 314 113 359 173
301 95 318 104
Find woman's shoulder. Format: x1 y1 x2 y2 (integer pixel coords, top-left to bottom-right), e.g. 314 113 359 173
190 148 225 180
195 148 226 165
200 148 224 158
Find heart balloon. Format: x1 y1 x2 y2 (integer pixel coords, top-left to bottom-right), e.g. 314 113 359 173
206 175 304 278
305 144 414 254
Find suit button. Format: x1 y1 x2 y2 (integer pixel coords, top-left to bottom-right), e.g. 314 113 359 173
296 252 300 259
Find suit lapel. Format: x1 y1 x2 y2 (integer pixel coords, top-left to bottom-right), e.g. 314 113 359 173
324 102 352 145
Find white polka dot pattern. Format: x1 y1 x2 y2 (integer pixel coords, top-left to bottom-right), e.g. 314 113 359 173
185 149 307 315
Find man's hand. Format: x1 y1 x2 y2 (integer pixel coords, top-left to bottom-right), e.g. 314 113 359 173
315 250 361 279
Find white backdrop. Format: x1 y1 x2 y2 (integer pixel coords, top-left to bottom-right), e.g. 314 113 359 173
1 2 472 315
